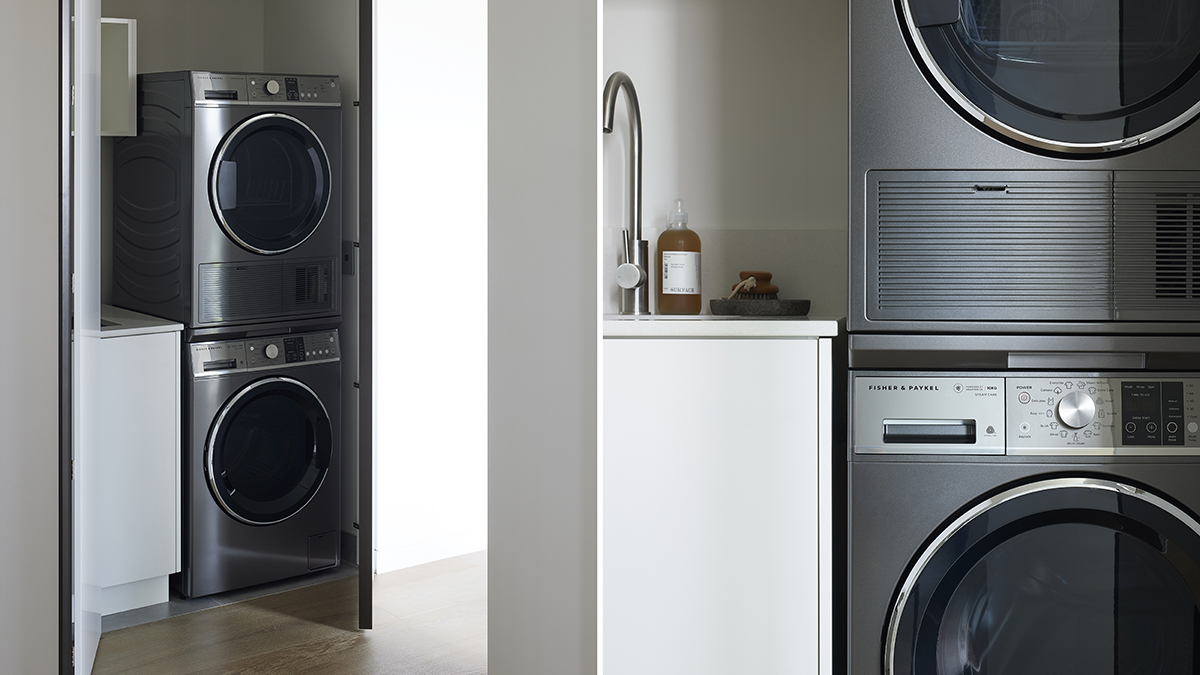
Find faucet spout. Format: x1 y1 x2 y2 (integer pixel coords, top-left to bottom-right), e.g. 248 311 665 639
602 71 642 244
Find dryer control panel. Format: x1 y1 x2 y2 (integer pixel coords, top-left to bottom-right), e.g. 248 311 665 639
1007 377 1200 455
192 329 339 377
192 72 341 106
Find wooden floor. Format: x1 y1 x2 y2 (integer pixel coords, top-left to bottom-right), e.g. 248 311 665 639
92 552 487 675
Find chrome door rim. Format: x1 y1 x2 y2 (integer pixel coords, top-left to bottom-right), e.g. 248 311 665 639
883 476 1200 675
205 375 331 525
209 112 331 255
897 0 1200 154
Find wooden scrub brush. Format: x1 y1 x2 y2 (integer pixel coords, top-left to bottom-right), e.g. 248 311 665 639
709 270 810 316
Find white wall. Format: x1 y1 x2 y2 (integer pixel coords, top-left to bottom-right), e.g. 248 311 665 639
0 1 63 672
374 0 489 572
602 0 848 317
489 0 598 672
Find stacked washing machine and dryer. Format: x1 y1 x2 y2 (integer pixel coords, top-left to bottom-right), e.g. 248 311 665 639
849 1 1200 673
113 71 344 598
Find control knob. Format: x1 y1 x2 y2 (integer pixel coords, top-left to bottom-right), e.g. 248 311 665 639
265 343 279 359
1057 390 1096 429
265 79 281 95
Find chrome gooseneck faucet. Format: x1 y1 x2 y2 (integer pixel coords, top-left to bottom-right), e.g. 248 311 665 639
602 71 650 315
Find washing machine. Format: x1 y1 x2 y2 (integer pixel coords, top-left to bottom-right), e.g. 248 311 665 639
848 368 1200 675
113 71 342 329
850 0 1200 335
179 323 341 598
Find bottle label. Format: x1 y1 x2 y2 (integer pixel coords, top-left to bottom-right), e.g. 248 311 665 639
662 251 701 295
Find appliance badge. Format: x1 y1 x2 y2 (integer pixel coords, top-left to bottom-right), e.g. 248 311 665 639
867 385 940 392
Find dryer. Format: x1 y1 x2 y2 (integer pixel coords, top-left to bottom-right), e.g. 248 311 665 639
179 324 341 598
113 71 342 328
850 0 1200 335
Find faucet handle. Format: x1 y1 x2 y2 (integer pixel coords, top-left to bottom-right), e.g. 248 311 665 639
616 261 647 290
617 230 647 289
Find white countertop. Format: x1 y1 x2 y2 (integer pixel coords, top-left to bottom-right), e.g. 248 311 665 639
603 314 841 338
101 305 184 338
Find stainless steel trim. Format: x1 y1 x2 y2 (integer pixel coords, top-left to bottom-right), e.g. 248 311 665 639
208 112 332 256
883 477 1200 675
193 356 340 378
1008 351 1147 370
196 101 340 109
204 376 332 526
897 1 1200 154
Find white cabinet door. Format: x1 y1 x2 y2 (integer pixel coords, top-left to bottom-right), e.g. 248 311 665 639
95 330 180 607
603 337 824 675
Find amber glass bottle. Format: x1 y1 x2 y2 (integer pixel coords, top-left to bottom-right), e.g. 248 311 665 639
657 199 701 314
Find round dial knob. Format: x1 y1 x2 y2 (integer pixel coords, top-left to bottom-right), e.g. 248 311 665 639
616 262 646 290
1057 390 1096 429
265 79 281 95
265 343 280 359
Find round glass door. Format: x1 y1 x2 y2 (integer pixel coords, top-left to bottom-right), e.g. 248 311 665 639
887 477 1200 675
206 377 333 525
900 0 1200 153
209 113 331 254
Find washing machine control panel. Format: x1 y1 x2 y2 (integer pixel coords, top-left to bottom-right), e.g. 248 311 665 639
1007 378 1200 455
193 330 339 377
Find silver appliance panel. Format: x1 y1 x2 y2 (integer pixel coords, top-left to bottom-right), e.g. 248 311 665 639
191 72 341 107
854 374 1200 456
191 329 340 378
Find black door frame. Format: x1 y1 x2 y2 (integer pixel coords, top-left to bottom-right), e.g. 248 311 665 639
57 2 376 669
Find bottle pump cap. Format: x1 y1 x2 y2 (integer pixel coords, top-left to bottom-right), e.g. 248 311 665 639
669 198 688 225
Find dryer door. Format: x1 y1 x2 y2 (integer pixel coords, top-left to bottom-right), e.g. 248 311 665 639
209 112 332 255
206 376 333 525
886 477 1200 675
900 0 1200 153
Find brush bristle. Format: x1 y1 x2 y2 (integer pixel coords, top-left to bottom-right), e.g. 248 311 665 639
733 292 779 300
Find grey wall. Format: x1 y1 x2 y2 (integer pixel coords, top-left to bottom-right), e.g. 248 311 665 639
0 1 62 673
489 0 598 672
99 0 265 73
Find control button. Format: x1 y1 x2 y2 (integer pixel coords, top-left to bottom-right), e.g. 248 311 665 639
249 345 255 351
265 343 279 359
329 336 334 342
1147 422 1158 434
1018 392 1031 404
1126 422 1137 433
1191 422 1199 434
1057 390 1096 429
1167 421 1179 434
1019 422 1030 433
266 79 281 95
954 383 963 393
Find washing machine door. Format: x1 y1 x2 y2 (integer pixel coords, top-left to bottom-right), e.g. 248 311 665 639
900 0 1200 153
886 477 1200 675
209 112 332 255
206 376 333 525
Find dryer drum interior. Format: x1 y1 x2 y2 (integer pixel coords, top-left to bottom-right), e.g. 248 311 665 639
205 376 333 526
900 0 1200 152
887 478 1200 675
210 112 332 255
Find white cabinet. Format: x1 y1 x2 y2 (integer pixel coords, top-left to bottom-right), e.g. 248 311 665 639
603 318 837 675
96 306 182 615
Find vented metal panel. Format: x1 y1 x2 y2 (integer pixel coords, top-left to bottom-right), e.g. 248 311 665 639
198 258 336 325
1114 176 1200 322
869 173 1113 321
